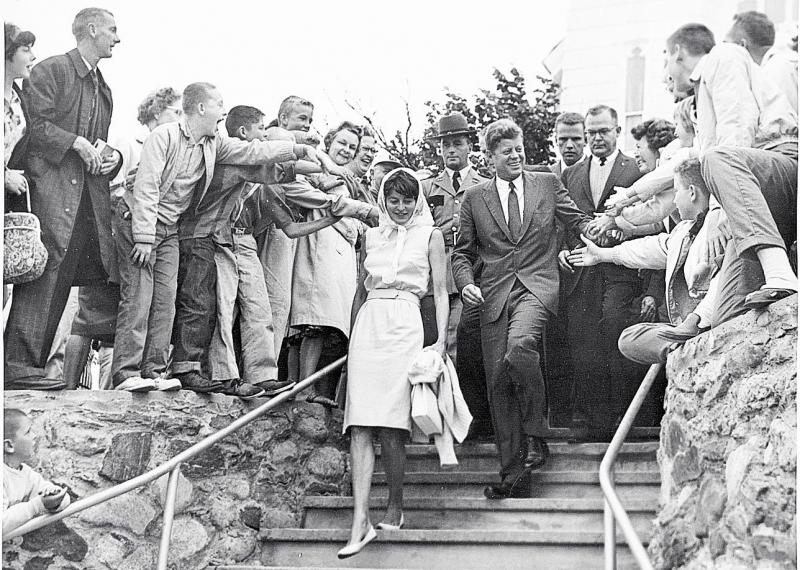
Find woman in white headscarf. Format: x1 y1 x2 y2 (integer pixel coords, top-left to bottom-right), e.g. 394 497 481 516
338 168 448 558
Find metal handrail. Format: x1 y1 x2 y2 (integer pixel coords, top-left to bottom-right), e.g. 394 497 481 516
599 362 663 570
4 356 347 570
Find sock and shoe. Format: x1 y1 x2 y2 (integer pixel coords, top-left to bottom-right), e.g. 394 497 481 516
254 378 296 396
746 247 798 308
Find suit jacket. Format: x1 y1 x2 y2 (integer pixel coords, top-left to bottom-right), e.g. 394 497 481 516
452 171 592 323
560 151 643 297
22 48 121 282
422 167 487 293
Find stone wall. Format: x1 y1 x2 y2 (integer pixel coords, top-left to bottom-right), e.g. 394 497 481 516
650 296 797 569
2 391 349 570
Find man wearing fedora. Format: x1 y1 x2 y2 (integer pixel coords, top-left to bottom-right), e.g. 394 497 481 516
421 112 491 441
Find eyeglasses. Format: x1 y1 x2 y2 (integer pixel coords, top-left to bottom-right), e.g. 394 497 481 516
585 128 615 138
360 146 378 155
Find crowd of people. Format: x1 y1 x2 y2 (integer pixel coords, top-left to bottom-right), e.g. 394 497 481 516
4 6 797 556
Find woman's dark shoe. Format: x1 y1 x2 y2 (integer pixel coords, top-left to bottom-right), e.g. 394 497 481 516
176 371 223 393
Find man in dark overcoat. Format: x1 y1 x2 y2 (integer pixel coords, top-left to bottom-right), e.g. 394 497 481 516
5 8 121 389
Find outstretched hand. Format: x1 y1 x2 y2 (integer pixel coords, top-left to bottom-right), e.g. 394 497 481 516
566 234 604 267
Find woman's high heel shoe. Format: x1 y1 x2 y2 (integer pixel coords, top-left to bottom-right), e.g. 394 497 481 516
337 525 377 559
376 512 405 530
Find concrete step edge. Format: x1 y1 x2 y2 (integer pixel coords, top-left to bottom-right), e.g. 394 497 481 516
302 496 657 512
370 470 661 484
377 441 659 457
259 528 650 545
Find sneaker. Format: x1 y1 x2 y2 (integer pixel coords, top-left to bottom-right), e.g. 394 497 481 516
177 371 223 394
254 379 296 396
154 377 182 391
114 376 157 392
219 378 265 400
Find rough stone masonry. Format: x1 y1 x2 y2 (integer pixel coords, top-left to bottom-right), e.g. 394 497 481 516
650 295 797 570
2 392 349 570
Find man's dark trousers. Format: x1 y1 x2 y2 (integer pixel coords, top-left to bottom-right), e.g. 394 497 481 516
481 279 550 480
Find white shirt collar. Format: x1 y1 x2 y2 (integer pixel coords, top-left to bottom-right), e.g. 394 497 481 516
444 165 471 182
688 54 709 83
496 174 524 193
80 54 95 72
591 148 618 166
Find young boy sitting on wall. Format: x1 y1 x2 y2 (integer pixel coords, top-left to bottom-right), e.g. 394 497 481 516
3 409 70 536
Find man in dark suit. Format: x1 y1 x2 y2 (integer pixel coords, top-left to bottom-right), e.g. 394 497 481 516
546 112 587 426
559 105 646 437
452 119 594 498
421 113 491 440
5 8 122 390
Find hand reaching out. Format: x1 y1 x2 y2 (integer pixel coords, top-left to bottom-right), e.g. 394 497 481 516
639 295 657 322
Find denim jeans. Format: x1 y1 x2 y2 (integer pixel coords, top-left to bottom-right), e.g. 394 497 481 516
171 237 218 376
209 233 278 382
111 203 179 385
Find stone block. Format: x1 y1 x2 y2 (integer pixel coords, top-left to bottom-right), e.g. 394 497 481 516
664 418 687 458
694 477 726 537
726 438 760 503
119 545 157 570
306 446 346 480
155 470 194 514
210 530 257 564
292 406 329 443
169 517 209 561
20 520 87 562
672 446 701 484
99 432 152 483
240 505 262 530
261 507 297 529
78 493 156 535
95 532 135 567
23 557 53 570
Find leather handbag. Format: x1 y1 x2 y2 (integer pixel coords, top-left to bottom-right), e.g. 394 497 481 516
4 190 48 285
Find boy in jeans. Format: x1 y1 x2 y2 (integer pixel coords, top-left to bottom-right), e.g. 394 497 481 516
3 409 70 536
174 105 343 398
112 82 339 392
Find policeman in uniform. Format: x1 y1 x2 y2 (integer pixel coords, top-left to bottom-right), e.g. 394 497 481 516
421 113 492 440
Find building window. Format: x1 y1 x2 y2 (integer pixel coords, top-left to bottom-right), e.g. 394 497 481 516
624 46 645 150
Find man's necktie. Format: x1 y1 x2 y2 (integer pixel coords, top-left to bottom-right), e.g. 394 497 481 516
507 181 522 240
88 69 99 137
599 156 607 166
452 170 461 192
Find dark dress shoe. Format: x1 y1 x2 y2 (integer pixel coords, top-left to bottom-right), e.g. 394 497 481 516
484 471 531 499
523 436 550 471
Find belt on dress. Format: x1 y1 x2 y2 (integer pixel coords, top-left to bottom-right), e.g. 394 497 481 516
367 289 420 306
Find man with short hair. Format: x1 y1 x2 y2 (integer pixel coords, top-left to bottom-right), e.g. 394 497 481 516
559 105 646 438
422 113 491 440
452 119 593 498
665 23 797 311
551 112 586 175
112 82 335 392
368 150 402 202
725 11 798 111
6 8 122 390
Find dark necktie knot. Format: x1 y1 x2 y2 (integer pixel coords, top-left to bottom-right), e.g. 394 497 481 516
599 156 607 166
452 170 461 191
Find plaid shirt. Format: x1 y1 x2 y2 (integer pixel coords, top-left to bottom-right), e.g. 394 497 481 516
179 162 295 245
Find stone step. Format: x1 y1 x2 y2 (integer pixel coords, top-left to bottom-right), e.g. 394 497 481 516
366 470 661 500
253 529 646 569
375 441 659 473
301 496 656 535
